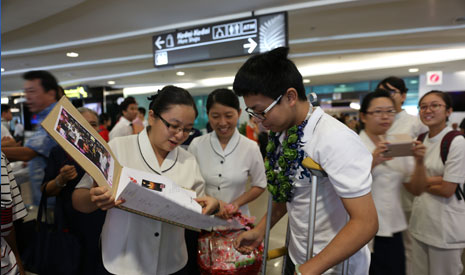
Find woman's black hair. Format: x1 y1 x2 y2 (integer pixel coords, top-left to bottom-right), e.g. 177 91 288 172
419 90 453 109
360 89 395 114
206 88 240 114
359 89 395 130
147 85 198 117
419 90 453 122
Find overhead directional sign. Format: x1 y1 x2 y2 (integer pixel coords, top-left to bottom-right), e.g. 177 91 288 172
153 12 287 67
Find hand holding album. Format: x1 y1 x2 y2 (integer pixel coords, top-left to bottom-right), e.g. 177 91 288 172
382 134 414 158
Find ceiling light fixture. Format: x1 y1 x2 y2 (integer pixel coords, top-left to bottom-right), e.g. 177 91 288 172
350 102 360 110
66 52 79 58
303 79 311 83
107 80 116 85
409 68 419 73
1 68 4 72
176 71 185 76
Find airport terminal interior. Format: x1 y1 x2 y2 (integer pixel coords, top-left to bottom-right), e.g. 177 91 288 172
2 0 465 274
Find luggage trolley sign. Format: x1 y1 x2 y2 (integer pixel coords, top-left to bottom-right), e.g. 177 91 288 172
153 12 288 67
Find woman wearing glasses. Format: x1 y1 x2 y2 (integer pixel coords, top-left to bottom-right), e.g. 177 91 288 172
408 90 465 275
188 89 266 219
72 86 219 275
358 90 425 275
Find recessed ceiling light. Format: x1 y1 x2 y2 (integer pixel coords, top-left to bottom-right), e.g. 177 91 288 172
1 68 4 72
176 71 185 76
107 80 116 85
409 68 419 73
303 79 311 83
66 52 79 58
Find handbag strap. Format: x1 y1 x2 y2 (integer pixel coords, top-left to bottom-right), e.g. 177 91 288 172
36 186 67 231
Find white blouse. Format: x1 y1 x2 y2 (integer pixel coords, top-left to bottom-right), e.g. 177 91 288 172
77 128 205 275
409 126 465 249
359 130 413 237
188 129 266 216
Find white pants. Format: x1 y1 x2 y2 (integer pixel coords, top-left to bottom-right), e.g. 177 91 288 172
411 237 464 275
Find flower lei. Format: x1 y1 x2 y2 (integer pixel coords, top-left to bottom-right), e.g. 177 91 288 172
265 119 308 202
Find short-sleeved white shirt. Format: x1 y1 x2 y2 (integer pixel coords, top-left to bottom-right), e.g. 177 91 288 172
109 116 133 140
77 128 205 275
284 107 372 274
359 130 413 237
409 126 465 249
387 110 427 212
388 110 428 139
188 129 266 216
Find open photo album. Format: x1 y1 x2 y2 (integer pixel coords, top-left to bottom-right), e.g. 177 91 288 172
41 97 230 231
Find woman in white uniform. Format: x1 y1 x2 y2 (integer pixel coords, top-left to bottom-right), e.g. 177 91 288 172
409 90 465 275
72 86 219 275
188 88 266 218
358 90 425 275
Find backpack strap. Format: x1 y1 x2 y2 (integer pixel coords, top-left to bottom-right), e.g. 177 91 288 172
417 132 428 142
440 130 465 201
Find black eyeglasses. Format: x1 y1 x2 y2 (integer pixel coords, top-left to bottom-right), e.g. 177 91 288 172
365 109 397 117
245 94 283 120
155 113 194 135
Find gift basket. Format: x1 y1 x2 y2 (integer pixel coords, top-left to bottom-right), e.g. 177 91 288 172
198 209 263 275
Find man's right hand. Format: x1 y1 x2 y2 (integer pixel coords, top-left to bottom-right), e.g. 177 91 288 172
234 228 264 254
89 186 125 211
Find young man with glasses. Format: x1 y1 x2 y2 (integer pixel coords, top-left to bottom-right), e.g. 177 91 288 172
233 47 378 275
376 76 427 275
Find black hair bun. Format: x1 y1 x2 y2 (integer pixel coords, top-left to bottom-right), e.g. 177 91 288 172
147 90 161 102
267 47 289 60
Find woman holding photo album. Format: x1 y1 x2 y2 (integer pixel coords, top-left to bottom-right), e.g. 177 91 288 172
72 86 220 275
408 90 465 275
358 90 426 275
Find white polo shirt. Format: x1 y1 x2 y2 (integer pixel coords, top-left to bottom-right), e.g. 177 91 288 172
409 126 465 249
188 129 266 216
77 128 205 275
359 130 413 237
109 116 133 140
285 107 372 274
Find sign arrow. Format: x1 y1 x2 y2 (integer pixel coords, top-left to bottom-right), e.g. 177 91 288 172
243 38 257 54
155 36 165 50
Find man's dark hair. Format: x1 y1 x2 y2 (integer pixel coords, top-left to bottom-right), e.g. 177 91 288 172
120 96 137 112
377 76 408 94
1 104 11 115
138 107 146 116
233 47 307 101
22 70 60 100
99 113 110 124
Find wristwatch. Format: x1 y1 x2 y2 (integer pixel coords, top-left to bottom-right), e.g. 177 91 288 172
55 176 67 188
295 264 302 275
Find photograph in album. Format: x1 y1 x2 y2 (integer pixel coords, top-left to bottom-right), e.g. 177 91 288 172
54 106 115 187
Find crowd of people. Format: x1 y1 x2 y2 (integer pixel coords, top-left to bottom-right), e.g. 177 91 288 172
1 47 464 275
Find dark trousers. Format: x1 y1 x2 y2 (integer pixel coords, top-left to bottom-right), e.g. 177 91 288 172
284 253 295 275
369 232 406 275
